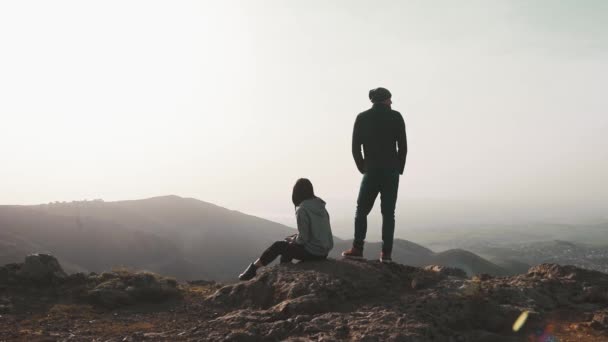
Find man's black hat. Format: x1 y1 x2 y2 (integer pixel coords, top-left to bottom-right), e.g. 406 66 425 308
369 87 392 103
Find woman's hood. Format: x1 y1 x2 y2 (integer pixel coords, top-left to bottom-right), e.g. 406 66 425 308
298 197 327 216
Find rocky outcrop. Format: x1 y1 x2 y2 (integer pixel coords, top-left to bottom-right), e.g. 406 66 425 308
0 255 180 310
0 254 67 285
194 261 608 341
1 257 608 341
207 259 432 314
86 270 180 308
18 253 67 280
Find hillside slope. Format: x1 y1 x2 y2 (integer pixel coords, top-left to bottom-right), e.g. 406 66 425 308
0 196 298 280
1 195 510 280
0 205 182 276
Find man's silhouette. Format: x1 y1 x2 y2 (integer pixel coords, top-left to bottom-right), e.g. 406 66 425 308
342 87 407 263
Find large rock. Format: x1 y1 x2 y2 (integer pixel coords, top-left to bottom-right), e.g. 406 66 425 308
207 258 432 316
0 255 181 309
86 271 180 308
198 261 608 341
202 259 511 340
17 254 67 281
3 257 608 341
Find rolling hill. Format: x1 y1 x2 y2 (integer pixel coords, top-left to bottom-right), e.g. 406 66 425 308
0 195 511 280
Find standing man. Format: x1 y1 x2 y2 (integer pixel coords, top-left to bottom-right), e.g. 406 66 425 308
342 87 407 263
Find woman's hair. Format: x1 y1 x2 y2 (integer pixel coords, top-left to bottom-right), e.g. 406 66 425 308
292 178 315 207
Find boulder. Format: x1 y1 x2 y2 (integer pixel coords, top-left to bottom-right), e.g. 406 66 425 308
207 259 422 314
17 254 67 281
86 271 179 308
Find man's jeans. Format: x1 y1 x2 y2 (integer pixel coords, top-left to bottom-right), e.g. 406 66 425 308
354 169 400 253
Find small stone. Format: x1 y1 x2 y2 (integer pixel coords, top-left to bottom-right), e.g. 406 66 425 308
472 274 492 282
143 332 167 338
0 304 12 314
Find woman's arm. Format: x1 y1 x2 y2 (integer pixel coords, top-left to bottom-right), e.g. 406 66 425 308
284 233 298 242
295 208 311 245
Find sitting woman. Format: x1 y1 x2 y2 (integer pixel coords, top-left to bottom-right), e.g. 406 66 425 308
239 178 334 281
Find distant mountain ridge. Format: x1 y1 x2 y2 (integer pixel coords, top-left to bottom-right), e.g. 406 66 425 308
0 195 510 280
470 239 608 274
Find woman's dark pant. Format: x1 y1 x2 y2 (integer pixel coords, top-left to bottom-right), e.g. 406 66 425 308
354 169 400 253
259 241 326 266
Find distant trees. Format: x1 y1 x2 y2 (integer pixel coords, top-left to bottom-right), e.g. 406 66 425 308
46 199 104 206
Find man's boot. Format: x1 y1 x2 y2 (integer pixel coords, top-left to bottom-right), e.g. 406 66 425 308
342 246 364 259
380 251 392 263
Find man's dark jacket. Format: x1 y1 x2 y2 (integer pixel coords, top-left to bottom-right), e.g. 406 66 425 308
352 103 407 174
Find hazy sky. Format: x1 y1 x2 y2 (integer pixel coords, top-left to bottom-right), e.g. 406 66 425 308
1 1 607 229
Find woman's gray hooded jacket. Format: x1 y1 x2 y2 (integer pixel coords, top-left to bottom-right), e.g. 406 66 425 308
295 197 334 256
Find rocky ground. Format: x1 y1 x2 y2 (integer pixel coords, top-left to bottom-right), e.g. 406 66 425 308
0 254 607 341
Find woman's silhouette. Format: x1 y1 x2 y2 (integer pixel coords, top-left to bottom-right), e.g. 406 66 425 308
239 178 334 281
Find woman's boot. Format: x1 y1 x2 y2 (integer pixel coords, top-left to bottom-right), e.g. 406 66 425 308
238 263 258 281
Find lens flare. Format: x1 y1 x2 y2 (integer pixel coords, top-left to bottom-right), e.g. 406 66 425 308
513 310 529 332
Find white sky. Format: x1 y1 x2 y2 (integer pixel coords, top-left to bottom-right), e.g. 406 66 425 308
1 1 607 230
